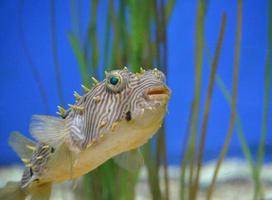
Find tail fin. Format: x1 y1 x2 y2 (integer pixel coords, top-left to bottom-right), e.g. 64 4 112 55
0 181 26 200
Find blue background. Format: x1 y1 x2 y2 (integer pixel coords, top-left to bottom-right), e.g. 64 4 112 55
0 0 271 165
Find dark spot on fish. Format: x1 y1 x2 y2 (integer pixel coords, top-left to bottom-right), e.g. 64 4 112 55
51 147 55 153
125 111 132 121
29 167 33 177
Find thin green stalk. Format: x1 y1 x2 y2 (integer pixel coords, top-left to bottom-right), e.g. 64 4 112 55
254 1 272 199
144 143 162 200
18 0 50 113
180 128 191 200
67 33 89 86
206 0 242 199
153 0 170 199
128 0 146 70
161 127 170 200
50 0 65 106
179 103 194 200
88 0 99 76
156 125 169 200
165 0 176 23
187 0 205 199
109 0 122 67
191 13 227 200
102 0 111 69
205 43 256 190
70 0 82 41
119 0 129 65
153 0 161 66
160 0 170 197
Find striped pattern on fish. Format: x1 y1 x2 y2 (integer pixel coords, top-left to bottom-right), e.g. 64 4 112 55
64 68 169 150
0 67 171 200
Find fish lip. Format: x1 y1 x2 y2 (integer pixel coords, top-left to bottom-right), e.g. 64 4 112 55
144 86 171 100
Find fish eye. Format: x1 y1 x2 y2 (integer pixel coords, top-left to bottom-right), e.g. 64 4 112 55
106 71 126 92
109 76 119 85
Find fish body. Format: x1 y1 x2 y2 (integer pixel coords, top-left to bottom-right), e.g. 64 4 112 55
0 67 170 200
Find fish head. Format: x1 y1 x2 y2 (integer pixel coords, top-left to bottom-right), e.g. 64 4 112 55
69 67 171 149
102 67 171 127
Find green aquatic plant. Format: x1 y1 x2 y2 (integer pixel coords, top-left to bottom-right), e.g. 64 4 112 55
206 0 242 198
254 1 272 199
191 13 227 200
180 0 206 199
204 1 271 199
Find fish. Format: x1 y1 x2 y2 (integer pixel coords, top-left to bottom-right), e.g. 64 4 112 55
0 67 171 200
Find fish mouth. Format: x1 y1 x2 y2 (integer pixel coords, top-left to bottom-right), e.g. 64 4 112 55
145 86 171 100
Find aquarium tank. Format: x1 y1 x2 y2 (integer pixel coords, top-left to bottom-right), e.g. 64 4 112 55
0 0 271 200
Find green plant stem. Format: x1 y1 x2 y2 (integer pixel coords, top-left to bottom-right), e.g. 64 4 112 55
254 1 272 199
205 44 257 198
50 0 65 106
119 0 129 65
180 1 205 198
68 33 89 86
179 103 194 200
102 1 111 69
165 0 176 23
154 0 170 199
187 0 205 199
88 0 99 76
109 0 122 67
18 0 50 113
206 1 241 199
69 0 82 40
191 13 227 200
144 143 162 200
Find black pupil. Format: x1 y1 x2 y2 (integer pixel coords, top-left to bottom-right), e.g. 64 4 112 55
110 76 119 85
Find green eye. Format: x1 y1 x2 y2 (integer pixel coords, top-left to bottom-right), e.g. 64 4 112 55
106 71 126 92
110 76 119 85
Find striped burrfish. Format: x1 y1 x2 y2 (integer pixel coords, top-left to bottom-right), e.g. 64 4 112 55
0 67 171 200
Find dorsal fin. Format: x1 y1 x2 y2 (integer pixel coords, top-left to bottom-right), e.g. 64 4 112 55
8 131 36 159
29 115 68 148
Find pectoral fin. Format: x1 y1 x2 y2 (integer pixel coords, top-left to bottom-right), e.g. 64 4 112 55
113 149 144 171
